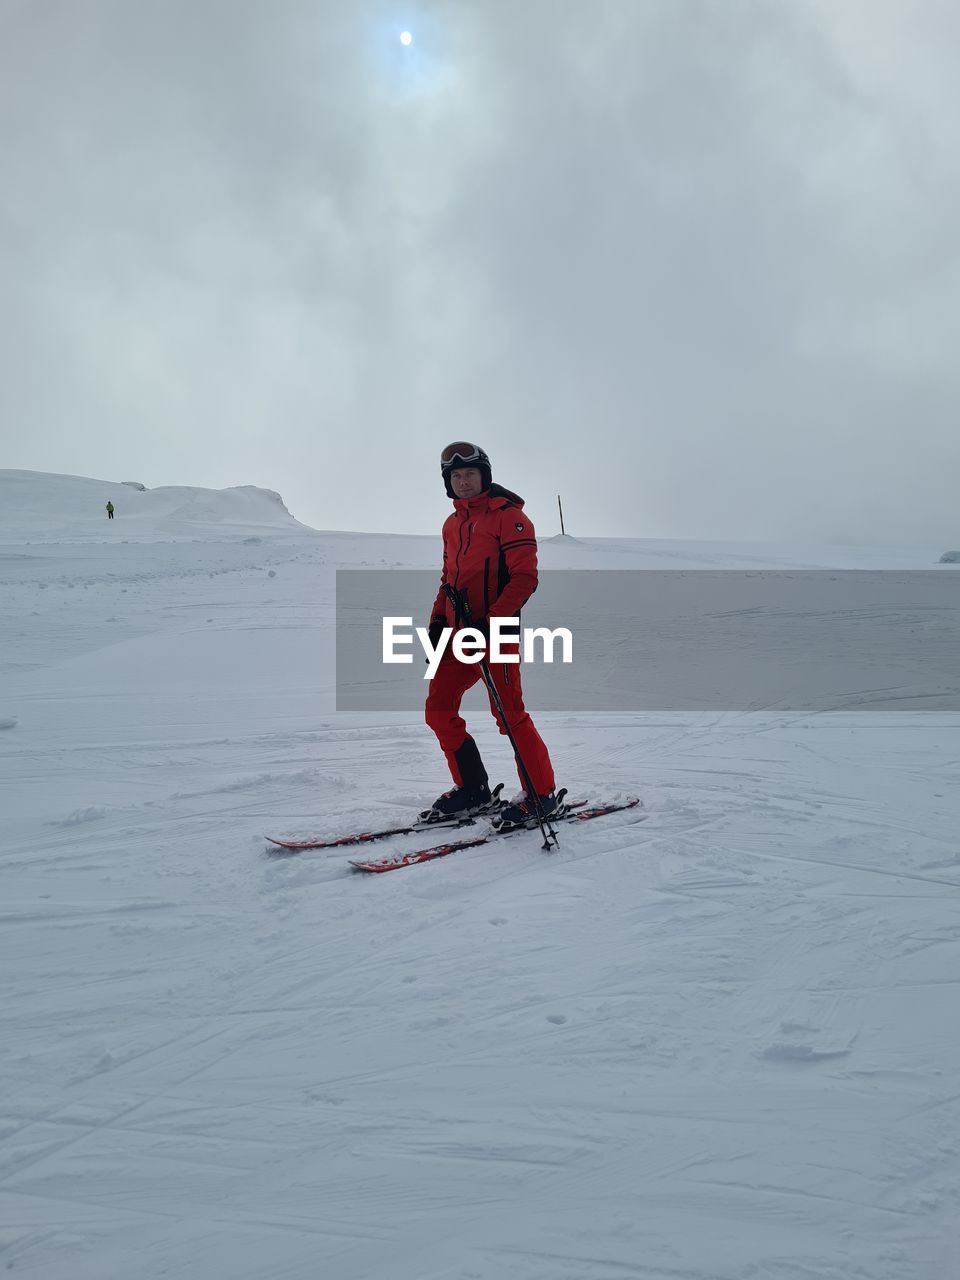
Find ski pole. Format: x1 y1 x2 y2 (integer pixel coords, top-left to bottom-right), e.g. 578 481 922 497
443 585 558 851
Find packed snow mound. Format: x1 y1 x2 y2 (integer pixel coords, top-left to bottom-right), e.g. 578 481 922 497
0 469 311 542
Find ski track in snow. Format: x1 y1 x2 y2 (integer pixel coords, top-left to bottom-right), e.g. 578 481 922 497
0 470 958 1279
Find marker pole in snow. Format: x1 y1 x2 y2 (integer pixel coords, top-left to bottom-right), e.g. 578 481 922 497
443 585 558 851
557 494 565 536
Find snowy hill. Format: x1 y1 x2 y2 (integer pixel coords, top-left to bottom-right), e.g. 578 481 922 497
1 470 958 1280
0 468 309 541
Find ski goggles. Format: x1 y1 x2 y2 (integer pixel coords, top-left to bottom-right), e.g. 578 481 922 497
440 442 484 468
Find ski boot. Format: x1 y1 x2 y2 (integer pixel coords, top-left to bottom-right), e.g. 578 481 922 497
419 736 503 825
427 781 493 820
493 790 560 831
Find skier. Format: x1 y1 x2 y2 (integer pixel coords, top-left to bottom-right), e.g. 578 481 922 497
425 442 557 826
105 501 115 520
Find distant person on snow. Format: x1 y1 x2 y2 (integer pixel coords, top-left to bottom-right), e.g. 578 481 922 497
105 501 115 520
425 442 557 827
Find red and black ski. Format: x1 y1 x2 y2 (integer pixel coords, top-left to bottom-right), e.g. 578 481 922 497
265 785 505 851
350 797 642 873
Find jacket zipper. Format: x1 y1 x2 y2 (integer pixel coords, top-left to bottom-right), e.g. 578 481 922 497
453 519 474 604
452 518 467 590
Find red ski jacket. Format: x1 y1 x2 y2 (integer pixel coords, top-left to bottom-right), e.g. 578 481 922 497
430 484 538 628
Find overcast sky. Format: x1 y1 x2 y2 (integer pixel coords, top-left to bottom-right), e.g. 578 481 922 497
2 0 958 543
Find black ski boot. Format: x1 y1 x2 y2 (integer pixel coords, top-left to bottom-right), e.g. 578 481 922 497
426 736 493 820
429 781 493 819
494 791 559 830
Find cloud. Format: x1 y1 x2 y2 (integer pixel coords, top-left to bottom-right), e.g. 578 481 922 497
1 0 958 543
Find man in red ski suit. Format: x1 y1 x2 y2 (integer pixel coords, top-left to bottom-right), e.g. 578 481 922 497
425 442 557 826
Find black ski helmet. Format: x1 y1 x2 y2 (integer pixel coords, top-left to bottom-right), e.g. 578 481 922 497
440 442 492 498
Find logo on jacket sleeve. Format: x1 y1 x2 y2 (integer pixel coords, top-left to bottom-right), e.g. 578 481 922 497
515 521 525 532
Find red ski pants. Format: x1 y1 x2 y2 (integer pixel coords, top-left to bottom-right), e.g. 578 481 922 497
425 651 555 795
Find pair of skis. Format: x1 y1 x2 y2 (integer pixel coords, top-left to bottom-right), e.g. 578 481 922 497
265 790 642 874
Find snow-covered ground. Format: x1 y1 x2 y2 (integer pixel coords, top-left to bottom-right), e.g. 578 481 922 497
1 469 958 1280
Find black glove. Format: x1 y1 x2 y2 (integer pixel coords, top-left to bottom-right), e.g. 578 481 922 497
425 616 447 665
428 617 446 649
